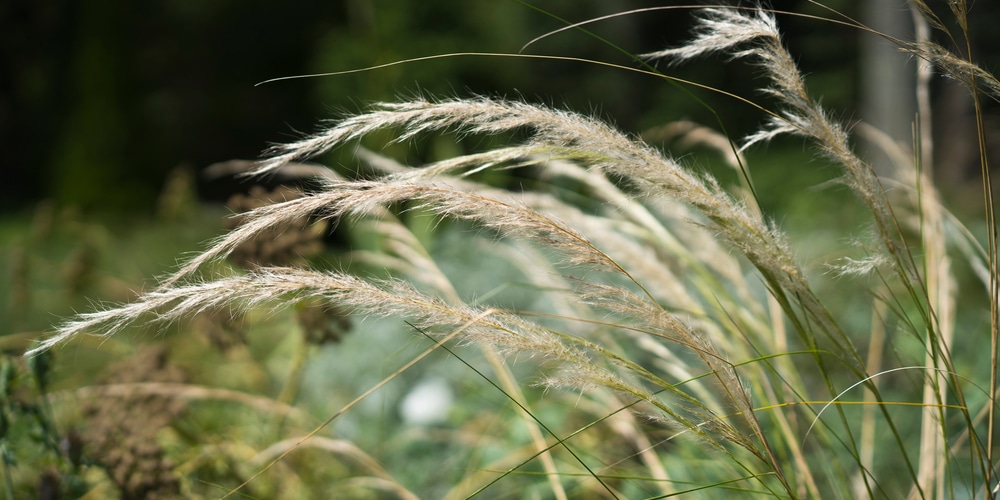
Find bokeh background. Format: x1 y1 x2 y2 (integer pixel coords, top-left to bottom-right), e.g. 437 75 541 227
9 0 998 214
3 1 1000 497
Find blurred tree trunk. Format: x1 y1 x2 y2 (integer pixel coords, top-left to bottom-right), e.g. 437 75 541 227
860 0 914 177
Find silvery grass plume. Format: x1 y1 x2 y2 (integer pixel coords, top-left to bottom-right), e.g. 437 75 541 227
29 3 996 498
646 5 990 498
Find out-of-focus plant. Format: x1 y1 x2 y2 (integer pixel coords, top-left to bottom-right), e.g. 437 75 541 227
22 1 1000 498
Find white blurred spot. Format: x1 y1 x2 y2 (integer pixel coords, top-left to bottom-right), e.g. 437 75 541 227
400 377 454 426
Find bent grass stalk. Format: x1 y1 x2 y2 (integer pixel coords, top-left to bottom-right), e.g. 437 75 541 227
29 3 998 498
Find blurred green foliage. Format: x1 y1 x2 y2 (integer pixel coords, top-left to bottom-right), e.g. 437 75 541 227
3 1 1000 497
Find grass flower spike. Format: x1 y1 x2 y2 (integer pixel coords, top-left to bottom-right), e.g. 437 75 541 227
25 3 999 498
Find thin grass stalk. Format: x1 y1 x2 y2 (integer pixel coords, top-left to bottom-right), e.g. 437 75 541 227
480 347 568 500
852 111 950 417
350 212 574 498
648 8 992 494
28 3 1000 495
414 325 623 498
529 158 760 329
363 212 571 497
591 390 673 497
911 7 954 497
643 26 889 480
221 307 499 499
241 100 794 489
756 294 821 498
250 437 420 500
961 10 1000 496
855 15 956 493
911 1 1000 492
855 299 887 499
259 97 812 325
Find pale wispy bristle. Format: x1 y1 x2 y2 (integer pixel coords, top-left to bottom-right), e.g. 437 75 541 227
645 7 893 240
28 4 995 496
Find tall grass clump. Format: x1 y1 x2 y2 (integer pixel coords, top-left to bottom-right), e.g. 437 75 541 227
27 2 1000 498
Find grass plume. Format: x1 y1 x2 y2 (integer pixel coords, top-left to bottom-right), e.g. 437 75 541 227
28 3 999 498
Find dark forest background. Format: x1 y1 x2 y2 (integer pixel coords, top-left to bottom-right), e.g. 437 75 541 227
2 0 999 214
4 2 1000 497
